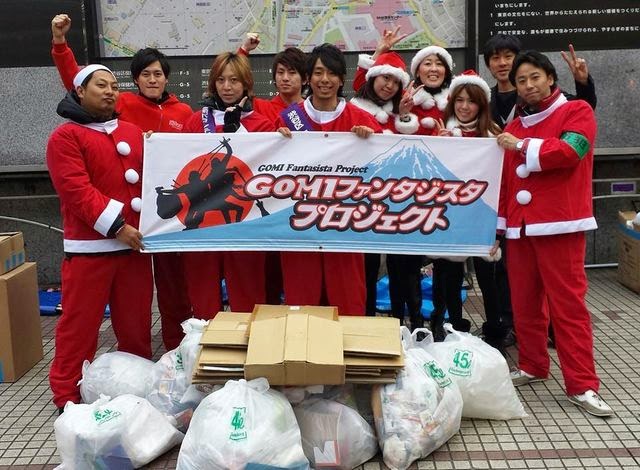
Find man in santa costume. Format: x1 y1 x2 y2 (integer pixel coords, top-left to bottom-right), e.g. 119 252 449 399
276 43 382 315
496 51 613 417
47 64 153 413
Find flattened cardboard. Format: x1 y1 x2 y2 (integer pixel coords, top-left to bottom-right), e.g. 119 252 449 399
0 263 43 382
200 312 250 348
344 353 404 369
339 316 402 357
197 346 247 367
0 232 25 275
618 216 640 293
247 304 338 337
245 314 345 385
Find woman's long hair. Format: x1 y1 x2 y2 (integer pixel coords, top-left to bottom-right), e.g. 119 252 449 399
355 74 403 114
444 83 501 136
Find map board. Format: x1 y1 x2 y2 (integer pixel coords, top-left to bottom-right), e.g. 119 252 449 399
94 0 466 57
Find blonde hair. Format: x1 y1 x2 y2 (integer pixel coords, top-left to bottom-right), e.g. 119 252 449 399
207 52 254 98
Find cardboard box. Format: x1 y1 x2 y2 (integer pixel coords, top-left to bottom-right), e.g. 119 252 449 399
247 304 338 337
0 263 43 382
618 213 640 293
339 316 402 357
0 232 25 275
200 312 250 348
245 314 345 385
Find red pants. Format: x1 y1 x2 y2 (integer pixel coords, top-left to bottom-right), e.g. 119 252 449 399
50 252 153 407
281 252 365 315
182 251 266 316
506 232 599 395
153 252 193 350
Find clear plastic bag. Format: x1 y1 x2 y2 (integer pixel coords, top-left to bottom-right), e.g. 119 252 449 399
54 394 183 469
79 351 154 404
177 378 309 470
146 319 209 423
425 323 527 420
372 327 463 470
294 398 378 469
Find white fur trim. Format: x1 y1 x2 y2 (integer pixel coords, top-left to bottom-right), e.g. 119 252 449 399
64 238 130 253
449 74 491 101
506 227 522 239
497 217 507 231
412 88 435 109
434 90 449 111
357 54 375 70
524 217 598 236
394 113 419 134
80 119 119 135
93 199 124 237
382 129 394 134
410 46 453 76
73 64 116 88
520 94 568 128
349 97 393 124
451 128 462 137
303 97 347 124
525 138 544 172
366 65 410 88
420 117 436 128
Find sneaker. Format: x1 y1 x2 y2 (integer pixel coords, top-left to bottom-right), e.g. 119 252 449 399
568 390 614 417
510 369 546 387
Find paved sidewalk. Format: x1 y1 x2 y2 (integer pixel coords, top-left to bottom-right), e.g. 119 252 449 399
1 268 639 469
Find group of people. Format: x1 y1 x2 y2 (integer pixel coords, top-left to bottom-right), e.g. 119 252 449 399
46 13 613 418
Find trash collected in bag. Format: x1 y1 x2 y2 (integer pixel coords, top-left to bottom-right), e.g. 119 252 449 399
79 352 154 404
373 327 462 470
425 323 527 420
294 398 378 469
54 394 183 469
177 378 309 470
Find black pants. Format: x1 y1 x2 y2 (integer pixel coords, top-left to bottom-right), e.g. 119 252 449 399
364 253 380 316
387 254 424 327
472 239 513 341
431 258 469 331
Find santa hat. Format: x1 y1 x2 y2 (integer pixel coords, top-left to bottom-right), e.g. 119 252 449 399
365 52 410 88
410 46 453 77
73 64 116 88
449 69 491 101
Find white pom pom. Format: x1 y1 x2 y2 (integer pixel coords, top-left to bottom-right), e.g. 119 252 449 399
516 164 530 179
131 197 142 212
116 141 131 156
124 169 140 184
451 128 462 137
516 190 532 205
420 117 436 128
376 111 389 124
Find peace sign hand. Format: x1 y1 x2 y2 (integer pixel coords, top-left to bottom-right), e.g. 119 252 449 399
399 80 423 116
374 26 407 57
561 44 589 85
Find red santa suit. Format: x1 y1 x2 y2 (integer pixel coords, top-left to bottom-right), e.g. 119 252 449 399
52 41 197 350
47 98 152 408
275 98 382 315
498 90 599 395
180 103 273 316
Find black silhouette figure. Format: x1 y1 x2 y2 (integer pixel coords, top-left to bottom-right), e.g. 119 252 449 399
155 138 269 229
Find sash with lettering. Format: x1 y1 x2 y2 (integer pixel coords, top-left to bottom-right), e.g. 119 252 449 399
280 103 316 131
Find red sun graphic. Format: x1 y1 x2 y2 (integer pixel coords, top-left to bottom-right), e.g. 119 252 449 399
171 150 255 229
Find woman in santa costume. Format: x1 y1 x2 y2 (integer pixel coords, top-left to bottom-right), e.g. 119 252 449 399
47 65 153 412
181 52 273 317
496 51 613 417
350 50 426 328
430 70 503 340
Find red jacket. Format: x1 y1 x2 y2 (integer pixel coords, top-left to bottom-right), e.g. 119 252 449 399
498 95 597 239
183 107 275 133
51 42 193 132
47 120 144 253
254 95 297 125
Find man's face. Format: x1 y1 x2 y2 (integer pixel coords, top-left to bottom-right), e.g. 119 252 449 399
134 60 167 100
76 70 119 119
309 58 343 100
488 49 516 83
514 62 554 106
274 63 303 97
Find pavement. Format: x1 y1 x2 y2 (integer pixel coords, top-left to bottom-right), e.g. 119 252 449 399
1 267 639 469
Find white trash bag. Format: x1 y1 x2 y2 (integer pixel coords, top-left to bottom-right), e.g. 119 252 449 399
373 327 463 470
80 351 154 404
54 394 184 469
177 378 309 470
294 398 378 469
146 319 209 423
425 323 527 420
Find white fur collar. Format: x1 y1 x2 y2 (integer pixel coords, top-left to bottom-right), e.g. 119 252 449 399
350 97 393 124
79 119 119 134
520 93 568 128
303 97 347 124
412 87 449 111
